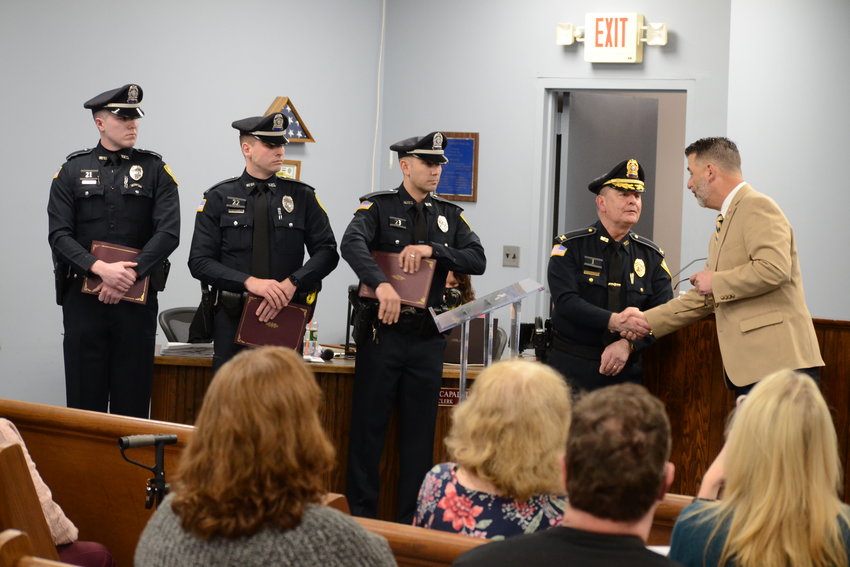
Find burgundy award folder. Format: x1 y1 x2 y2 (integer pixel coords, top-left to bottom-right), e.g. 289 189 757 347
81 241 149 304
234 294 310 350
358 251 436 308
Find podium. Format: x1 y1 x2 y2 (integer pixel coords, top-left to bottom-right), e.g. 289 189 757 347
430 278 544 401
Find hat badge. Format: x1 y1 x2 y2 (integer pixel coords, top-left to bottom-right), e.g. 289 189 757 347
433 132 444 151
626 159 639 179
273 114 284 131
127 85 139 104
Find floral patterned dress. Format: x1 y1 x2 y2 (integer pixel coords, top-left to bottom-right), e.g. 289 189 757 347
412 462 567 540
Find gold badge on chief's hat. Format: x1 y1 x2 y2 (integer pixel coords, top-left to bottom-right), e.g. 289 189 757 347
633 258 646 278
626 159 639 179
282 195 294 213
437 214 449 233
129 165 143 181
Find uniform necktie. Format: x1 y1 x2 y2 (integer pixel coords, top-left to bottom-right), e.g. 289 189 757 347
251 183 270 279
107 153 121 167
607 243 624 313
413 201 427 244
715 213 724 239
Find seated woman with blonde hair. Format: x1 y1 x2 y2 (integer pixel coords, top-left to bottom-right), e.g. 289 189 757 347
135 346 395 567
413 359 570 539
669 369 850 567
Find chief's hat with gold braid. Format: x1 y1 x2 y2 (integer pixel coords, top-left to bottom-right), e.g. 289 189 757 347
587 158 646 194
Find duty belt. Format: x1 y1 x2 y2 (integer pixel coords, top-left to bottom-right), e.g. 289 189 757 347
550 331 604 360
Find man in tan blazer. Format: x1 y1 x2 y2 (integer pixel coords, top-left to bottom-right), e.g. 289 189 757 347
616 137 823 394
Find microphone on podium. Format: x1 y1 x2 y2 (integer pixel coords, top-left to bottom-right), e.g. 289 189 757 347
118 434 178 450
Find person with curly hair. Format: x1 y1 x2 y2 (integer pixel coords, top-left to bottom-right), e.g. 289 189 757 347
413 359 570 539
134 346 394 567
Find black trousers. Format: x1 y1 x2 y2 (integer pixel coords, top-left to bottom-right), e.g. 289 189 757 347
62 279 157 418
546 347 642 394
211 308 246 374
725 366 822 397
346 325 446 523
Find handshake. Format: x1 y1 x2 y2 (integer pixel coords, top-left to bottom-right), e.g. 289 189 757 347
609 307 651 340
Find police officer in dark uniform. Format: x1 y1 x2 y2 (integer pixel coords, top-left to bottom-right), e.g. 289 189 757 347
546 158 672 393
47 84 180 418
342 132 486 523
188 113 339 371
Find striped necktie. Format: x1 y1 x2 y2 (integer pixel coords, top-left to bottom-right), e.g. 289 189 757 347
715 213 724 239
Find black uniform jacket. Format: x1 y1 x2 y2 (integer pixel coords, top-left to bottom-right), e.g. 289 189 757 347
188 171 338 292
341 184 485 307
47 142 180 278
548 220 672 352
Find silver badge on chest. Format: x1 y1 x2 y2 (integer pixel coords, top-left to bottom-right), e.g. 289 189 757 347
282 195 294 213
129 165 143 181
437 215 449 233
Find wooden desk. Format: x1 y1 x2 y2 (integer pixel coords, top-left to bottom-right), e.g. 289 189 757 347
153 355 480 520
153 318 850 516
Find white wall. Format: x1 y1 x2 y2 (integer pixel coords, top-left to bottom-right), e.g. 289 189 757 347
1 0 846 405
0 0 383 403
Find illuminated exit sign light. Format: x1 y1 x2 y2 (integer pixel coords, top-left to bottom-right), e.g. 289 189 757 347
584 13 645 63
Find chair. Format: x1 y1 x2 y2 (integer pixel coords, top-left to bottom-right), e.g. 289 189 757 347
157 307 198 342
0 443 59 560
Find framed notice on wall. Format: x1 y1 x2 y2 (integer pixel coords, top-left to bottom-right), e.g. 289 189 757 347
435 132 478 202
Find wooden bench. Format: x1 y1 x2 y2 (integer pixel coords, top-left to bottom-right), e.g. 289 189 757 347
0 530 74 567
0 398 691 566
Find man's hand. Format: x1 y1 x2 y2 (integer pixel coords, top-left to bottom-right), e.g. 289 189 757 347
90 260 137 293
93 282 125 304
254 299 283 323
690 270 715 296
398 244 433 274
245 277 293 310
610 307 651 340
600 339 631 376
375 282 401 324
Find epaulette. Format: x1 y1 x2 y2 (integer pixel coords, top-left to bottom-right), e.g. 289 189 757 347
629 233 665 256
65 148 93 160
273 176 314 192
358 189 397 202
553 226 596 245
203 176 240 196
134 148 162 159
430 194 464 209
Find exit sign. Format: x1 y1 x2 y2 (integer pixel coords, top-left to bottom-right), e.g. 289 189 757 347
584 13 645 63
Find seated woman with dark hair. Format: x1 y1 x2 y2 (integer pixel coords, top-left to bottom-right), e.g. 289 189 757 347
669 369 850 567
134 347 395 567
413 359 570 539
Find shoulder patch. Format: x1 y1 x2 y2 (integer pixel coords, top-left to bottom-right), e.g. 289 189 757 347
553 226 596 245
355 200 374 212
629 233 664 256
135 148 163 159
52 166 62 179
359 189 397 201
459 213 472 229
65 148 93 161
196 198 206 212
163 164 178 184
551 244 567 257
203 176 240 196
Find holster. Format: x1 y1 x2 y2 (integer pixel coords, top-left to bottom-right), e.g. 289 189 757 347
149 259 171 292
53 256 70 306
187 283 214 343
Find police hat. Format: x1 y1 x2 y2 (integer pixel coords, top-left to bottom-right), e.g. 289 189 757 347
232 113 289 146
83 84 144 118
390 131 448 164
587 158 646 194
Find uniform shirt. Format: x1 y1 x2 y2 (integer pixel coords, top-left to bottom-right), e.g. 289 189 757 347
188 171 338 293
341 184 485 308
548 221 672 351
47 142 180 278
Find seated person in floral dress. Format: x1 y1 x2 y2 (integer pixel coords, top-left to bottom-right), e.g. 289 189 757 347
413 359 571 539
